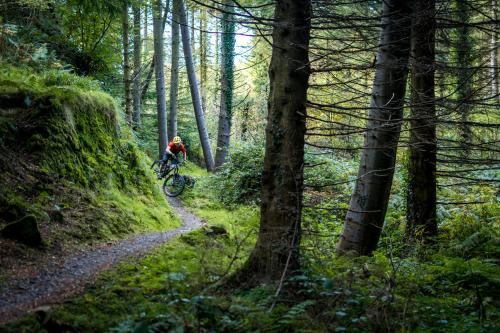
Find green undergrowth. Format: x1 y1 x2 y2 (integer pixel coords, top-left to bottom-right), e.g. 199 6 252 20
0 65 178 251
2 164 499 332
0 164 260 332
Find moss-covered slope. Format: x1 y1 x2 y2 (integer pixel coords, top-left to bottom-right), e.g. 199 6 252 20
0 67 178 251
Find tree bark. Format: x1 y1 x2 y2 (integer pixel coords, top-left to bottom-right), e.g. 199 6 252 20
178 0 215 171
132 3 142 129
235 0 311 283
491 0 499 103
406 0 437 241
168 0 180 140
122 2 132 124
214 0 236 168
152 0 167 158
337 0 412 255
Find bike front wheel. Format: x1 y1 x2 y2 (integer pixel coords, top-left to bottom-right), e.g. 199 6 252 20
163 174 186 197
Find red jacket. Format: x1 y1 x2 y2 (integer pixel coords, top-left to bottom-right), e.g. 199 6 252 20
167 142 186 156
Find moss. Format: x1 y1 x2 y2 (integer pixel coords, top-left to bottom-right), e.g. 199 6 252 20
0 66 177 251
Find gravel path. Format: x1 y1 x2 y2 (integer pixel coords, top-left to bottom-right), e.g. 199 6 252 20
0 196 203 323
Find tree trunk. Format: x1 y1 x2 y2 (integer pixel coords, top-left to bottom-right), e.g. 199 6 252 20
215 14 220 70
122 2 132 124
491 0 499 103
337 1 412 255
241 102 250 141
168 0 180 140
235 0 311 283
199 7 208 109
152 0 167 158
455 0 473 157
141 1 169 105
178 0 215 171
214 0 236 168
406 0 437 241
143 2 148 61
190 6 195 58
132 3 142 129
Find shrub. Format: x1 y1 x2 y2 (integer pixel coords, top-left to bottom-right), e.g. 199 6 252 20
211 141 264 205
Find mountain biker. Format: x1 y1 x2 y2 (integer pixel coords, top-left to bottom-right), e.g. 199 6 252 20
160 136 187 172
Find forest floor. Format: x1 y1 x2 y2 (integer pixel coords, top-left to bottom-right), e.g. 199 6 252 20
0 196 204 324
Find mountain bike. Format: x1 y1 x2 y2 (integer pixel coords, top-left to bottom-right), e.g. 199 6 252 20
151 158 186 197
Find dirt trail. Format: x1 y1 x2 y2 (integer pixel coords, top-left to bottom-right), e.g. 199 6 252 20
0 196 203 323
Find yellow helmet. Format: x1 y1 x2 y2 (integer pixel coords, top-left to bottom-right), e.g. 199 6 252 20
173 136 182 144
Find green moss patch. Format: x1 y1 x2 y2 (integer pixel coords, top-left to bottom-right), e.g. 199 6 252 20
0 66 177 264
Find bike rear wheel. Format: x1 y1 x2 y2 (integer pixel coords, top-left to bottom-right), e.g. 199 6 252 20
163 173 186 197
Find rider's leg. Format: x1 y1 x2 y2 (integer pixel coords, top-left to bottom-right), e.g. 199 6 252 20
160 153 171 176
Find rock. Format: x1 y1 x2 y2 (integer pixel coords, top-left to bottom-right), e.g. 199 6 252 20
203 225 228 237
1 215 42 247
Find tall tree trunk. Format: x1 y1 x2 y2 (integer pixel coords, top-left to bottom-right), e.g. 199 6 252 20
141 1 169 105
214 0 236 168
190 6 195 58
337 1 412 255
406 0 437 241
168 0 180 140
143 2 148 61
491 0 499 103
455 0 473 157
152 0 167 158
215 14 220 70
122 2 132 124
199 7 208 109
132 3 142 129
235 0 311 283
178 0 215 171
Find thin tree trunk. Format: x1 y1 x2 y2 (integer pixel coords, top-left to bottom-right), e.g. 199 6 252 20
215 0 236 168
168 0 180 140
152 0 167 158
491 0 499 103
199 7 208 109
215 14 219 69
406 0 437 241
337 1 412 255
455 0 473 157
122 2 132 124
190 6 195 58
132 3 142 129
178 0 215 171
141 1 169 105
241 102 249 141
235 0 311 283
143 2 148 61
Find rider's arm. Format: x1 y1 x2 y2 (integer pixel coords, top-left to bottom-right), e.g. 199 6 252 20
182 145 187 161
166 143 175 156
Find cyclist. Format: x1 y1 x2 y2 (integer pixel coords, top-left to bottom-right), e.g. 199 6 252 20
159 136 187 177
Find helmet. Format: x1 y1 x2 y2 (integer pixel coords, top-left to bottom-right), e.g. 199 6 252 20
173 136 182 144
